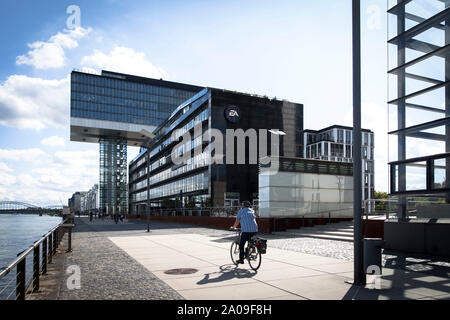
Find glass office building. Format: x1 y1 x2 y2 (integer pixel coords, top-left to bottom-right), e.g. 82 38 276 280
303 125 375 205
387 1 450 217
70 70 201 214
128 88 303 215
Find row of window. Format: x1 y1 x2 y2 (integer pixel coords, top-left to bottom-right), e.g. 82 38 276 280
72 108 165 126
131 156 146 171
149 172 209 200
131 190 148 202
149 152 210 186
130 179 148 192
307 129 373 147
72 88 187 108
72 99 173 118
306 142 374 161
149 108 209 158
173 134 203 161
131 167 148 182
72 73 195 99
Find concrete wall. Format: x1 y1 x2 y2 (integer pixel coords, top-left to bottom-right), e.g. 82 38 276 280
416 204 450 219
384 219 450 257
258 171 353 218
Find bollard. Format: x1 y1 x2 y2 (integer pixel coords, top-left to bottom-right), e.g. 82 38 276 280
68 227 72 252
363 238 384 273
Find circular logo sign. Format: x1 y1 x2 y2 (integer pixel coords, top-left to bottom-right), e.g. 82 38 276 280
224 105 241 124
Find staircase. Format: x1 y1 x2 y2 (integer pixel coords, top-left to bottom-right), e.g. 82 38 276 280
273 221 354 242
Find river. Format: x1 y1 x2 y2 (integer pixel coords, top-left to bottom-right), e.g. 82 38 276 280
0 214 62 299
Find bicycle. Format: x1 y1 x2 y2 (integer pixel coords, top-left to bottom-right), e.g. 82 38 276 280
230 229 262 271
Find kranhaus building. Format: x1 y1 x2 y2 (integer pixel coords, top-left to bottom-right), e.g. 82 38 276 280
70 70 201 215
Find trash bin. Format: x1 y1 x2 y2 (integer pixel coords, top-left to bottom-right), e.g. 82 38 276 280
363 238 384 274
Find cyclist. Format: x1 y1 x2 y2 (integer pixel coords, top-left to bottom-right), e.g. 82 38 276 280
230 201 258 264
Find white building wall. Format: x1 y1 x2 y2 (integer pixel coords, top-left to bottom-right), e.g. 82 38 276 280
259 171 353 218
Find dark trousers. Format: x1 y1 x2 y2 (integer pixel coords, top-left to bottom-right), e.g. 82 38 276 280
239 232 257 260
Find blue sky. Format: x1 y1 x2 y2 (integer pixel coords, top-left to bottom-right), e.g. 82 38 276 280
0 0 389 205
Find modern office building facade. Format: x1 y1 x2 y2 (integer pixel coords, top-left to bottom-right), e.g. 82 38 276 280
387 1 450 216
303 125 375 203
80 184 100 214
70 70 202 214
128 89 303 215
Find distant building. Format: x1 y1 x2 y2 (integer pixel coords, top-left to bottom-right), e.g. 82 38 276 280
68 191 87 215
80 184 99 214
303 125 374 204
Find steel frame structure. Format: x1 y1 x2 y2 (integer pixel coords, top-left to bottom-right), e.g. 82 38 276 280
388 0 450 217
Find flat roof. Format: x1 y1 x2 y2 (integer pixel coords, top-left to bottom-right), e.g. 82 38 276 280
304 124 373 134
72 69 203 92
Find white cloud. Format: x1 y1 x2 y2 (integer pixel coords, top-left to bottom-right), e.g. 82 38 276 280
16 27 91 70
81 46 166 78
0 148 98 205
0 162 13 172
0 148 46 162
0 172 16 186
41 136 66 147
0 75 70 130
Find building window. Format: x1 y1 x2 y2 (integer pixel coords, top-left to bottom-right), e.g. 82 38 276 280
337 130 344 143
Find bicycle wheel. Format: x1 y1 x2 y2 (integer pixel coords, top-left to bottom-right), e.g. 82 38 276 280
247 244 262 271
230 241 240 265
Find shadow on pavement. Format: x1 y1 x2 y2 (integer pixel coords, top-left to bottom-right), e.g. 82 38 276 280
342 253 450 300
196 264 256 286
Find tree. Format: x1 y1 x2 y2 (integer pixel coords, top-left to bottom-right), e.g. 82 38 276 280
374 190 388 212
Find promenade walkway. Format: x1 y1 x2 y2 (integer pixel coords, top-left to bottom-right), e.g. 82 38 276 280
54 217 449 300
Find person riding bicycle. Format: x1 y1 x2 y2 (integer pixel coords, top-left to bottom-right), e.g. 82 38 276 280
230 201 258 264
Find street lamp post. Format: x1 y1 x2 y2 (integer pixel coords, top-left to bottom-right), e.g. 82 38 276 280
352 0 366 286
141 129 156 233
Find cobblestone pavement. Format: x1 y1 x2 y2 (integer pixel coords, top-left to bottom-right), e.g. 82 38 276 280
265 235 354 261
58 218 184 300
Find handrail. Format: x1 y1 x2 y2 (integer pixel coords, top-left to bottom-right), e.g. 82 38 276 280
0 219 73 300
0 224 61 280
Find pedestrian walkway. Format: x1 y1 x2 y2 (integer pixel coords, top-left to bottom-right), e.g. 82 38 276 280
56 218 450 300
57 218 183 300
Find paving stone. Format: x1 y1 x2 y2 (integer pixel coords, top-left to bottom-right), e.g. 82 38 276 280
57 218 183 300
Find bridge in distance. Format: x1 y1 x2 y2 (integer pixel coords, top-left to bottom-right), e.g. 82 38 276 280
0 201 64 215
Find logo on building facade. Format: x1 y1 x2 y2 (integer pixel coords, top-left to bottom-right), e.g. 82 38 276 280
224 106 241 124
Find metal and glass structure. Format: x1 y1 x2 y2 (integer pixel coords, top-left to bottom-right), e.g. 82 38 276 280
388 0 450 216
70 70 202 215
128 88 303 214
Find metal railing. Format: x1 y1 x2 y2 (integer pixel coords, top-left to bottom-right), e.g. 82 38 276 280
147 206 246 218
363 198 449 220
146 205 356 220
0 220 73 300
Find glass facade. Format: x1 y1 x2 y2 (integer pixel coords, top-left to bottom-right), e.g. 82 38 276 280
388 1 450 217
71 71 198 126
70 70 202 214
99 138 128 214
128 88 304 214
